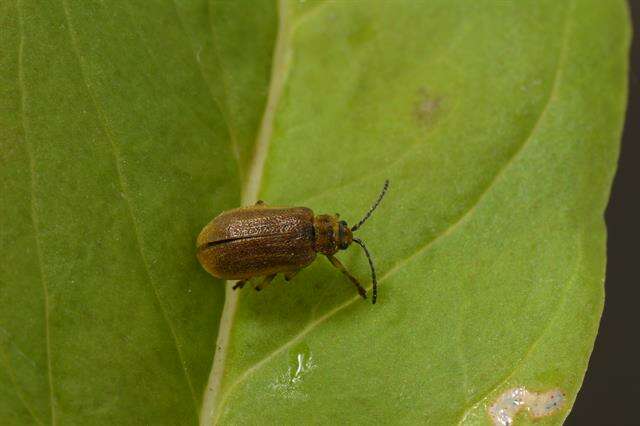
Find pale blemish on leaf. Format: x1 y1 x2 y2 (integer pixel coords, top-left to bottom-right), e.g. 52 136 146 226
269 343 316 400
488 387 565 426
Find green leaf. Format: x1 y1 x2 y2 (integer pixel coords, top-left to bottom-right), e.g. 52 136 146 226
0 0 629 425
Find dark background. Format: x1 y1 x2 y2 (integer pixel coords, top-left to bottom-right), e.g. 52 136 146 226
566 3 638 425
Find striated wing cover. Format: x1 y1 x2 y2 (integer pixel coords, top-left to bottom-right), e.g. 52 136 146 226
196 206 315 247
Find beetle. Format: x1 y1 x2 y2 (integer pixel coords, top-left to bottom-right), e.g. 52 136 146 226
196 180 389 304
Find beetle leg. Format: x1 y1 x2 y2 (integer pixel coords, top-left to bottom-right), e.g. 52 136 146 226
232 280 247 290
325 255 367 300
255 274 276 291
284 270 300 282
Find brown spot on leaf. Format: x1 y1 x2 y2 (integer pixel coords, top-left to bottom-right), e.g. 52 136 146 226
413 87 442 127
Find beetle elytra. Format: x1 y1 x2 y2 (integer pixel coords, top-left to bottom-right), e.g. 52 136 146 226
196 180 389 304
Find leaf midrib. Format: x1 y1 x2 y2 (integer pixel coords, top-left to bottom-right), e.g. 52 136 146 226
200 0 292 424
13 1 53 423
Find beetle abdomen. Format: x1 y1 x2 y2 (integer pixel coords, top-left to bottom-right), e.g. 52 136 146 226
197 206 316 280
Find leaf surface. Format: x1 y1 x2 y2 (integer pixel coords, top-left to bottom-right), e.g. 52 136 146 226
0 0 629 425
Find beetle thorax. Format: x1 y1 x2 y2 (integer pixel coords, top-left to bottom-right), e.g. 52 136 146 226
313 214 352 255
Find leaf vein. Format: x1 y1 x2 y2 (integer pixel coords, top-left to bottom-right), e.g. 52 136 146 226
205 0 243 174
291 0 329 32
60 0 198 415
169 0 242 176
456 2 576 420
457 235 582 424
0 335 45 424
16 1 56 423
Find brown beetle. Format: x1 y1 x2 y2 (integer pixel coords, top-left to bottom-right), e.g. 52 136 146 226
196 181 389 304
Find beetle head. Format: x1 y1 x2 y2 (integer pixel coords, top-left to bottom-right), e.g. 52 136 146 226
315 180 389 304
313 214 344 255
337 220 353 250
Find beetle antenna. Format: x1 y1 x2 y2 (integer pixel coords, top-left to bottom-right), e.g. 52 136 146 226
351 180 389 232
352 237 378 304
